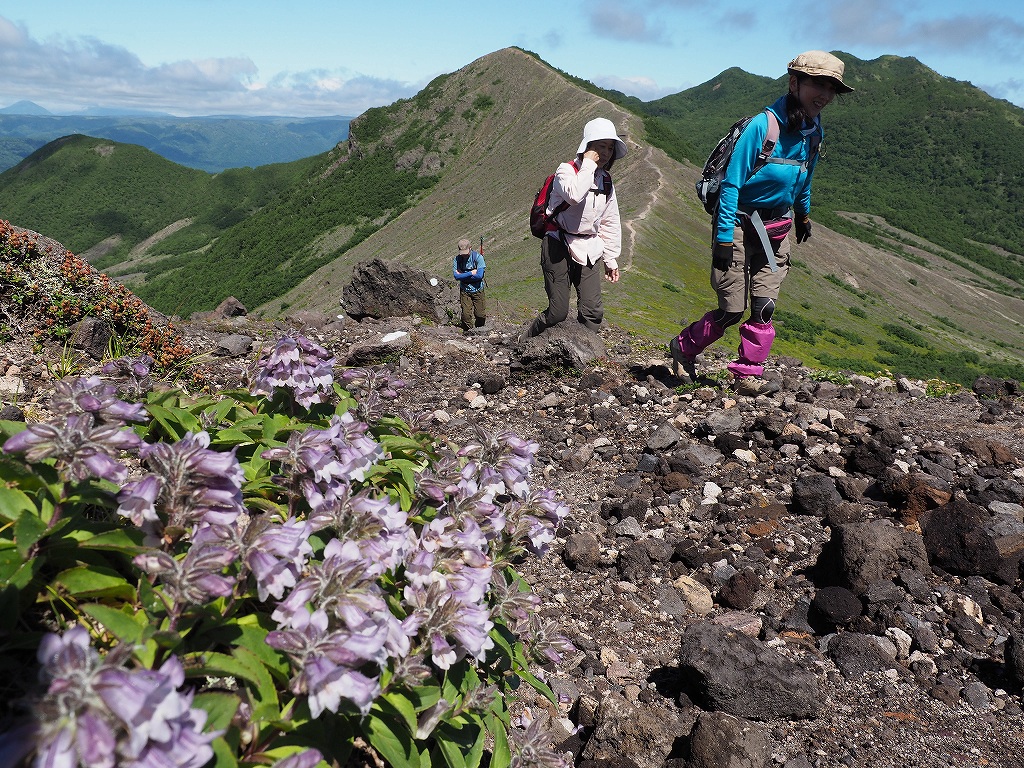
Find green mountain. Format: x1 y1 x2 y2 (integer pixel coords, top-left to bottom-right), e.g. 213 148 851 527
0 48 1021 385
0 114 350 172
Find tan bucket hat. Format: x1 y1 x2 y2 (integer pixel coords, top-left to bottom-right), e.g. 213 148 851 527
787 50 854 93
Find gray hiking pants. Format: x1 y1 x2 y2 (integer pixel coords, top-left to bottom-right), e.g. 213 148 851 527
525 234 604 337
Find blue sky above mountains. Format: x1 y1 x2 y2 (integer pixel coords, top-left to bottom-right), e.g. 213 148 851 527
2 0 1021 117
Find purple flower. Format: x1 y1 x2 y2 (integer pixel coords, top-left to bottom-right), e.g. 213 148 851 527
100 355 155 400
251 335 336 408
117 475 162 527
3 414 140 484
134 543 238 609
271 749 324 768
457 424 539 499
266 609 383 718
509 716 571 768
403 581 495 670
50 375 149 425
304 482 412 569
29 627 217 768
270 538 388 630
242 516 314 602
121 432 245 539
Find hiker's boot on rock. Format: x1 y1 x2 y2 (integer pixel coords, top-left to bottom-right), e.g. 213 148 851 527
668 336 698 380
733 376 781 397
671 312 724 379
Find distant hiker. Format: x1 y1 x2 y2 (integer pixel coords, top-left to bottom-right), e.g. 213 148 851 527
454 237 486 330
522 117 625 339
670 50 852 396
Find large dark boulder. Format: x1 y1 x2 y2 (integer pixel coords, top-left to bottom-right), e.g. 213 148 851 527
343 257 457 323
676 622 822 720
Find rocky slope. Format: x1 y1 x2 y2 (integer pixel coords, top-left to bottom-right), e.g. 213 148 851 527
3 264 1024 767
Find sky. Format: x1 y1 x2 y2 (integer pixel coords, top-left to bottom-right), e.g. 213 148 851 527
1 0 1022 118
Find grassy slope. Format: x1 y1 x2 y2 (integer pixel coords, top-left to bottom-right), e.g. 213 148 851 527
263 50 1023 383
0 49 1021 383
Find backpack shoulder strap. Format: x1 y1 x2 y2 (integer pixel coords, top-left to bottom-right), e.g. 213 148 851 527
549 159 579 219
751 110 779 174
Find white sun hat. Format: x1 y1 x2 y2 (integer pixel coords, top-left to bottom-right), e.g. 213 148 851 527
576 117 628 159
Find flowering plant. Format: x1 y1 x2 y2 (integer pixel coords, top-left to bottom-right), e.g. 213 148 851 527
0 335 572 768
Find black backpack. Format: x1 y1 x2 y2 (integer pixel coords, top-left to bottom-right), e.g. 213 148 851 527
694 109 781 215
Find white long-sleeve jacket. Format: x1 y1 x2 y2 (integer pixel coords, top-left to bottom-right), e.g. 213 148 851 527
545 156 621 270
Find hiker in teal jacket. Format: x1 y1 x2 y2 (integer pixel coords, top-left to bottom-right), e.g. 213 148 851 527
670 51 853 396
454 238 487 330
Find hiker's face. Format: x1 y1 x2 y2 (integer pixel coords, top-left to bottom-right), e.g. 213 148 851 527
588 139 616 168
791 75 837 119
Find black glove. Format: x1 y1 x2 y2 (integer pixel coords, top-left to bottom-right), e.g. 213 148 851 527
795 217 812 243
712 242 734 271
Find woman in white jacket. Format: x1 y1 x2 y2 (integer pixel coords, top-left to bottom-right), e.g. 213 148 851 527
523 117 625 338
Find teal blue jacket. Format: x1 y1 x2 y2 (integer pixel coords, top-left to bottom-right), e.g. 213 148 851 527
715 94 822 244
453 250 485 293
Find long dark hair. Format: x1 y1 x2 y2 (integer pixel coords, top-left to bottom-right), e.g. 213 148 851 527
785 74 812 133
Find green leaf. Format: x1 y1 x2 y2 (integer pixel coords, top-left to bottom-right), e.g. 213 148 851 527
53 565 137 601
188 649 281 721
0 486 35 523
383 691 419 733
75 527 147 555
512 668 557 705
13 511 47 558
193 691 242 732
485 713 511 768
81 603 146 645
144 404 203 440
207 735 240 768
208 429 255 448
435 736 469 768
365 704 420 768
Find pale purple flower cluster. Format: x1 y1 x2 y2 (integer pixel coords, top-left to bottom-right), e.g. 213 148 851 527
3 413 142 484
403 514 495 669
250 335 336 408
267 537 410 715
117 431 245 542
21 626 216 768
134 544 237 612
50 375 150 425
337 365 406 422
266 606 383 717
509 715 572 768
2 373 147 485
458 423 539 498
241 515 315 602
263 412 382 490
100 354 155 400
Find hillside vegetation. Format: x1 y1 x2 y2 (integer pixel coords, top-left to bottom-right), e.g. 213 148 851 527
0 48 1021 385
0 113 349 172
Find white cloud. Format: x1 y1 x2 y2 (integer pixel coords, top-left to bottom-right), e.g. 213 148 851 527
586 1 668 44
594 74 682 100
815 0 1024 59
0 14 418 116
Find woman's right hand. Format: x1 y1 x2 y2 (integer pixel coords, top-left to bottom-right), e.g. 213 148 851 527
583 149 600 163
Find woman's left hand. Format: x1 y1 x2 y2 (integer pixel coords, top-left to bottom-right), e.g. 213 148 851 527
605 266 620 283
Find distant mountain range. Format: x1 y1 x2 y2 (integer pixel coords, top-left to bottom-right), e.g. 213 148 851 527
0 48 1021 385
0 100 350 172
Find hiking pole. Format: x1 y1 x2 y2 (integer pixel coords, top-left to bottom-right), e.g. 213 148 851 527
479 235 484 256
